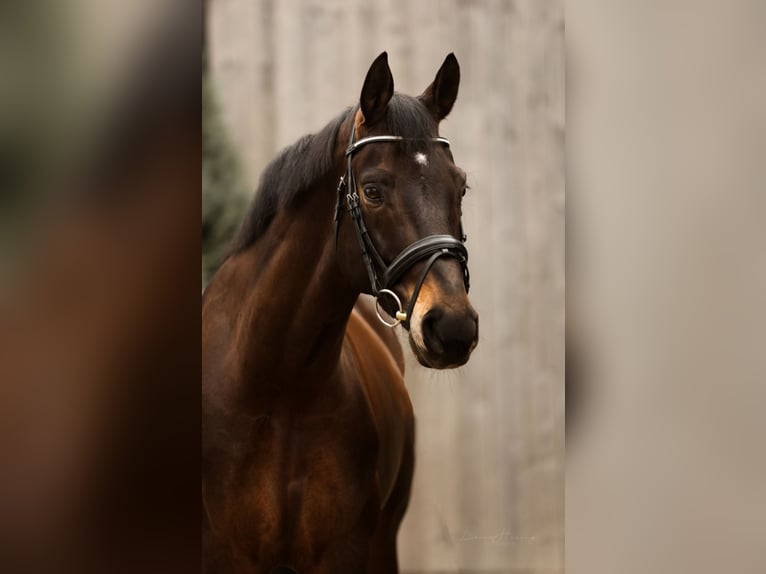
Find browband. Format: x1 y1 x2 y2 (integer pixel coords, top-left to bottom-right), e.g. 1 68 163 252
346 136 450 156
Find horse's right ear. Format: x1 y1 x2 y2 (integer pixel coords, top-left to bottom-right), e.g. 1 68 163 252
419 53 460 122
360 52 394 125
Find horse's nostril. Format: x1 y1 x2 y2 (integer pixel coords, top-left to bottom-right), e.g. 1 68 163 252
441 316 477 357
421 307 477 360
421 307 445 354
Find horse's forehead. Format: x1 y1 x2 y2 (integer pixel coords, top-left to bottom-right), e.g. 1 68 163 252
365 142 454 179
390 146 450 169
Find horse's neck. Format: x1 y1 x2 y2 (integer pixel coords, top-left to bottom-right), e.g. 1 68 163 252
211 185 357 397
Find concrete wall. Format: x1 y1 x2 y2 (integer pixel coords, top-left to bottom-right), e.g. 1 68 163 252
207 1 564 571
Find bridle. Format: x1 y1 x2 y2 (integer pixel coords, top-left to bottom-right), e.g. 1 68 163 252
334 124 470 328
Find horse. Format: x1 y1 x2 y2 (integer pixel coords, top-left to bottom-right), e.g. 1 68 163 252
202 52 478 573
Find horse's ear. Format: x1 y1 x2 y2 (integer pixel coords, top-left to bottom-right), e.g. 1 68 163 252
419 53 460 122
360 52 394 125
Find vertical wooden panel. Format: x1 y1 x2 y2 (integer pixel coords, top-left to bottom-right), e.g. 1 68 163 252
208 0 564 571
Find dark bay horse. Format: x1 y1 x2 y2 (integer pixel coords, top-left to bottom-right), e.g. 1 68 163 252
202 52 478 573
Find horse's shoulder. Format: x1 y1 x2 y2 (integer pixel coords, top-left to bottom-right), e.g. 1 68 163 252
344 298 414 506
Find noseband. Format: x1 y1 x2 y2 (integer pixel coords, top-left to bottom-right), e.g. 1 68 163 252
334 125 470 327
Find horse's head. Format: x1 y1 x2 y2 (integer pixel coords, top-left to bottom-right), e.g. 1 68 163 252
337 52 478 369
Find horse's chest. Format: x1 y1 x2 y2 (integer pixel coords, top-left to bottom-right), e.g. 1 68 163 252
213 401 380 564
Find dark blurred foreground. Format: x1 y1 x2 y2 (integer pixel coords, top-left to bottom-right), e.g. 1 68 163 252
0 1 201 571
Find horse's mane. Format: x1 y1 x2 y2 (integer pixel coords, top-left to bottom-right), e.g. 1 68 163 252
228 108 349 254
229 94 437 254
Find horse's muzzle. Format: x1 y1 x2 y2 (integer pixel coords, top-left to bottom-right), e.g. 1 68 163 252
414 304 478 369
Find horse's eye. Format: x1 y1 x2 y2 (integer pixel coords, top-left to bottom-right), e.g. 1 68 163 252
461 185 470 197
363 186 382 203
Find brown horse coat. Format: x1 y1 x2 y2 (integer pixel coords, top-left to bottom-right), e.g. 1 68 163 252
203 52 476 573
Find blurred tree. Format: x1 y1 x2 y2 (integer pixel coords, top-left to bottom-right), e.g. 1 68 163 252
202 57 248 287
0 0 74 278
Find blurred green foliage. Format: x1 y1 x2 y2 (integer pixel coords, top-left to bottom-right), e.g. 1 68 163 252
202 66 248 287
0 0 76 278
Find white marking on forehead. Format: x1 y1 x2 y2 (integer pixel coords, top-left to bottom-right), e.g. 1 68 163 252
414 152 428 167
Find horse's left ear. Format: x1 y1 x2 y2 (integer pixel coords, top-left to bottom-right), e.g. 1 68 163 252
360 52 394 125
419 53 460 122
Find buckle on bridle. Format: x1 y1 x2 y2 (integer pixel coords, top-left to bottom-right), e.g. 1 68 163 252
375 288 407 327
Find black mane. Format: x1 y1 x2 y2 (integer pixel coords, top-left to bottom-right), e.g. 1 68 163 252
229 94 436 254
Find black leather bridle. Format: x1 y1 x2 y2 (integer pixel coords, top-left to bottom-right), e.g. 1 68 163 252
334 124 470 327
